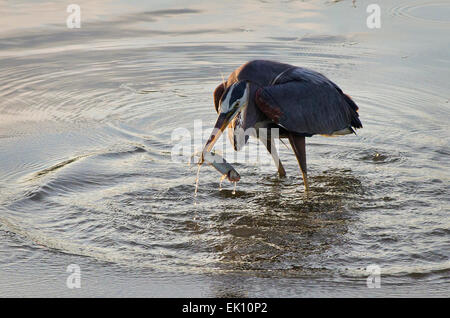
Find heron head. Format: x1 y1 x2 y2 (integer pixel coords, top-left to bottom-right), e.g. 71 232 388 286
202 81 249 156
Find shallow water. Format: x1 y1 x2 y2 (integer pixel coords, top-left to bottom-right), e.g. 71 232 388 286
0 0 449 297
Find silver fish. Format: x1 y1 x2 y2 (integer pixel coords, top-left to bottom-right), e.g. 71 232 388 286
203 152 240 182
192 152 240 182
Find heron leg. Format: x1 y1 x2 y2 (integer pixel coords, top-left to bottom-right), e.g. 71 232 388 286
288 133 309 191
258 130 286 177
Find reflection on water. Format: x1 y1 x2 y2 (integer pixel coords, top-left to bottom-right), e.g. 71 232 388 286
215 170 360 273
0 0 449 296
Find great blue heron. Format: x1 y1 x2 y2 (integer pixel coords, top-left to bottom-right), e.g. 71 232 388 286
201 60 362 191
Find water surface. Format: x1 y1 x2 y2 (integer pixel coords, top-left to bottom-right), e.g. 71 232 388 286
0 0 449 297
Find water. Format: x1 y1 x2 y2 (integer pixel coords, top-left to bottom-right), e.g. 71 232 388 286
0 0 449 297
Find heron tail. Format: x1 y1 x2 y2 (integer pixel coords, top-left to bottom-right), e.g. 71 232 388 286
343 93 363 129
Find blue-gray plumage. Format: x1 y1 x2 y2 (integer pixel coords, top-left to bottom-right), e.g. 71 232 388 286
202 60 362 191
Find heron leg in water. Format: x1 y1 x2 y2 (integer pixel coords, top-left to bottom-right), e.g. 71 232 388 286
258 130 286 177
288 133 309 191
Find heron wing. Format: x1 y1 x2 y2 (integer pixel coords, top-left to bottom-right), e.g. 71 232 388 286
254 68 362 135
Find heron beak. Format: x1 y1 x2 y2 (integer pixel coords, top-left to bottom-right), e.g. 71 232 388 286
200 83 249 164
200 111 237 163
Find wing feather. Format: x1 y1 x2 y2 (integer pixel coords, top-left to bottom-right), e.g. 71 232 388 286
254 68 362 135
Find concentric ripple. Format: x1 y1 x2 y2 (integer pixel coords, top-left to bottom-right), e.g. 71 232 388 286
390 1 450 24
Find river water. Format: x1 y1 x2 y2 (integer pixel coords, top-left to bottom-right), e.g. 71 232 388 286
0 0 448 297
